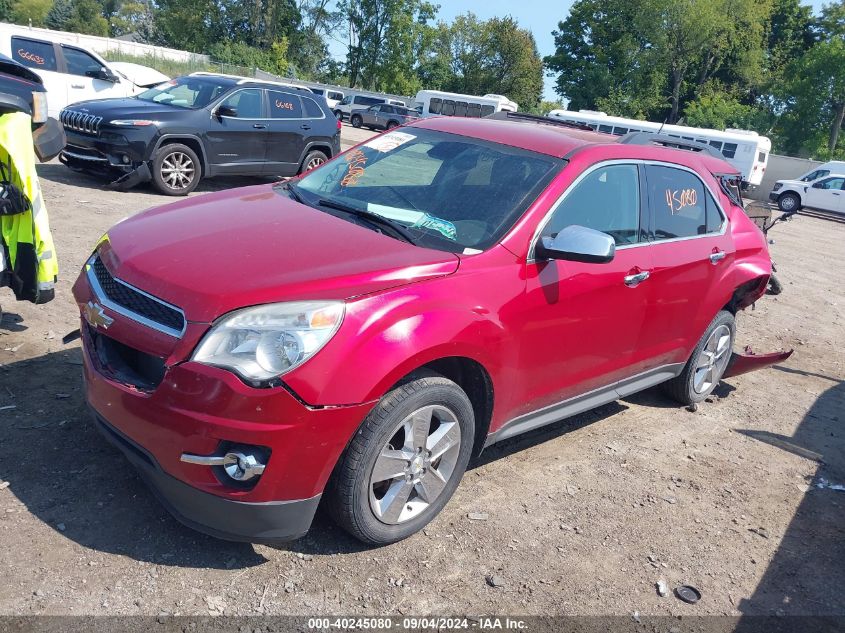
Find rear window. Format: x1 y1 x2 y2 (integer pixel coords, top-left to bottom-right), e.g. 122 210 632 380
11 37 57 72
757 151 767 163
269 91 303 118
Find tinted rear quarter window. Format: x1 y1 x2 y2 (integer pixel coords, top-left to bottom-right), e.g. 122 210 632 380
11 37 57 72
302 96 324 118
269 91 303 118
647 165 722 239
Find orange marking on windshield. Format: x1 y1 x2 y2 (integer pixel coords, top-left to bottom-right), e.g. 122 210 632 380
341 149 367 187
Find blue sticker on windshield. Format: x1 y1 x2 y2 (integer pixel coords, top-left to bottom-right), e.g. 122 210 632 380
413 214 457 241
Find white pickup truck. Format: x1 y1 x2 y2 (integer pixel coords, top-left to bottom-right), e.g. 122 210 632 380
0 26 168 118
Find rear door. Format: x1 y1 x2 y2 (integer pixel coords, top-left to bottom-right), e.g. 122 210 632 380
803 176 845 213
205 87 267 173
636 163 733 373
264 89 308 176
9 37 63 116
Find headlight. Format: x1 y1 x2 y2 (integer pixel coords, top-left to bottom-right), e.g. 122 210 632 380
108 119 156 126
31 91 48 124
192 301 345 385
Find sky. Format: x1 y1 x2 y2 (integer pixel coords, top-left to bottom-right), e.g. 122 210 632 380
328 0 833 102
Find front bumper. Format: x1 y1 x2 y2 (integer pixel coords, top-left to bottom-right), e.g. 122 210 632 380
769 192 780 202
92 411 321 543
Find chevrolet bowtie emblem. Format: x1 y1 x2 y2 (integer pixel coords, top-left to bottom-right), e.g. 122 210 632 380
83 301 113 330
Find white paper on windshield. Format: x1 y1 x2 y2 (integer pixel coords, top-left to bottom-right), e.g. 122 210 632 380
366 203 424 224
363 131 415 153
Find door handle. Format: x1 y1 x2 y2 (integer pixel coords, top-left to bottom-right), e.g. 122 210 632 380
252 123 267 129
300 124 311 130
624 271 650 287
709 251 727 264
71 84 84 89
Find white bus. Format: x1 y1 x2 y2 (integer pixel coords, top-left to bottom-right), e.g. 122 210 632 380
413 90 518 119
548 109 771 188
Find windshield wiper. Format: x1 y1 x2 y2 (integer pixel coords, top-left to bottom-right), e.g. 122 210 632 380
317 197 416 244
284 180 305 204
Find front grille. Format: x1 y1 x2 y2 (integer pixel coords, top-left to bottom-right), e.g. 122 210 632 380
60 109 103 135
90 255 185 336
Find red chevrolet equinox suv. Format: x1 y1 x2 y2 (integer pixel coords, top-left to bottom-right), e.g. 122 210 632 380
73 113 773 545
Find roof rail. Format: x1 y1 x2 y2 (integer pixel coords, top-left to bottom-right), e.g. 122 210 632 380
487 111 594 131
618 132 724 159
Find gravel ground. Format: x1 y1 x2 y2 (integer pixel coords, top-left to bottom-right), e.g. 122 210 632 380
0 125 843 617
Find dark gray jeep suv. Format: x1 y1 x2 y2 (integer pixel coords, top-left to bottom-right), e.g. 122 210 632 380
58 73 341 195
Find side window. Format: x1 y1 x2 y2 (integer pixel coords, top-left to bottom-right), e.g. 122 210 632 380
467 103 481 118
708 141 723 151
429 98 442 114
219 89 264 118
599 124 613 133
544 164 641 246
647 165 716 239
722 143 738 159
480 104 494 117
268 91 303 118
705 192 724 233
455 101 468 117
302 96 324 119
441 100 456 116
11 37 57 72
61 46 104 77
816 177 845 190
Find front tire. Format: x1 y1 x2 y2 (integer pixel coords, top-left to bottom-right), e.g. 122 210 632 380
778 192 800 213
151 143 201 196
351 115 363 128
326 373 475 545
663 310 735 405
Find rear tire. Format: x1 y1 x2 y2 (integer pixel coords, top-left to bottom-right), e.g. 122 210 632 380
351 115 363 128
777 192 800 213
325 372 475 545
299 150 328 174
386 121 398 130
151 143 201 196
333 110 343 120
663 310 735 405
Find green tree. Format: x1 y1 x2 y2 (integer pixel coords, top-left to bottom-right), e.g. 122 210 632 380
63 0 109 35
11 0 52 26
44 0 73 29
0 0 13 22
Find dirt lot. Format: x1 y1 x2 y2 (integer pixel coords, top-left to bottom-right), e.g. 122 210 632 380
0 124 843 618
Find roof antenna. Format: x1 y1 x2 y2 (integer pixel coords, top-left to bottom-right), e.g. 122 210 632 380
657 117 667 134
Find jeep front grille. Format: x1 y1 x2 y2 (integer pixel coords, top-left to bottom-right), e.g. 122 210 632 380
60 109 103 135
87 254 186 338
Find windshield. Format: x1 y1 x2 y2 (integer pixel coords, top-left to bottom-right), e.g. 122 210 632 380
136 77 230 109
294 128 562 253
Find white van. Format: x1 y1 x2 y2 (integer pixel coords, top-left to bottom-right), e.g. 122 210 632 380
310 87 344 109
413 90 518 119
0 27 167 118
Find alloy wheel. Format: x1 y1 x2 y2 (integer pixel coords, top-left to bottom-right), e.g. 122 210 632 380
160 151 196 191
368 404 462 525
305 156 325 171
693 324 732 394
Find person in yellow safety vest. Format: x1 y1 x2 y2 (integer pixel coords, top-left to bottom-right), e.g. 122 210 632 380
0 111 58 305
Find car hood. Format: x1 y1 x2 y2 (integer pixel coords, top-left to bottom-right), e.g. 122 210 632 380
108 62 170 88
775 179 808 188
98 184 460 323
64 97 186 118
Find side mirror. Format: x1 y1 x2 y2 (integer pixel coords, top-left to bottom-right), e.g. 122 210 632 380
89 67 118 82
811 181 824 189
217 105 238 119
534 225 615 264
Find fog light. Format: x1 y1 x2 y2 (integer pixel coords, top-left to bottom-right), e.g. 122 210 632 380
121 155 130 164
181 450 267 482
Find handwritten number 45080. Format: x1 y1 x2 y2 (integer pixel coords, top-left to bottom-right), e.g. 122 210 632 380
665 188 698 214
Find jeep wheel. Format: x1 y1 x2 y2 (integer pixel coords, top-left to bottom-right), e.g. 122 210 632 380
152 144 201 196
299 150 328 174
663 310 735 405
351 114 363 128
386 121 398 130
777 192 800 213
326 372 475 545
334 110 343 120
